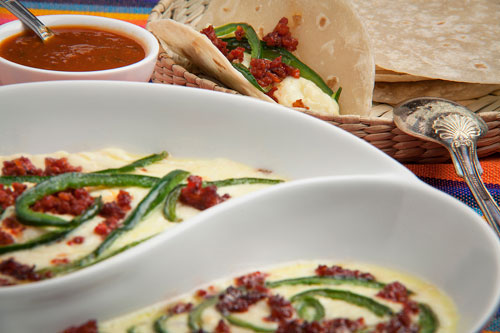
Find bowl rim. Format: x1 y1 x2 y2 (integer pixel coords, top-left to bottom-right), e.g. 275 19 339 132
0 14 159 75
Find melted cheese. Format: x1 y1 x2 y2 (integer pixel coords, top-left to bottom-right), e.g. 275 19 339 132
0 148 284 278
274 77 340 117
101 260 458 333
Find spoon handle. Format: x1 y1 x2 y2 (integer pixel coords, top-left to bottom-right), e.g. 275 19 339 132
451 143 500 236
0 0 54 41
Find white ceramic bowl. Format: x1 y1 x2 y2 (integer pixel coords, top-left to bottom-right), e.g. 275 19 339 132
0 81 498 332
0 15 159 85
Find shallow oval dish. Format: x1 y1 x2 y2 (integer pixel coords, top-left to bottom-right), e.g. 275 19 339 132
0 15 159 85
0 81 496 332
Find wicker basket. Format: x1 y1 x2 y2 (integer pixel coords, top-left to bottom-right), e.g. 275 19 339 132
147 0 500 163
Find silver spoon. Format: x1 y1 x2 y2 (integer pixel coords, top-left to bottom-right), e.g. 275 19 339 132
0 0 54 41
394 97 500 237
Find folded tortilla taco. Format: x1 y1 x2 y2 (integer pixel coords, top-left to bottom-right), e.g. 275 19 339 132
148 0 374 117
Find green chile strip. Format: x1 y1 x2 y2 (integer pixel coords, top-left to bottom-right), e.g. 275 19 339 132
266 276 386 289
225 315 275 333
163 185 183 222
188 295 218 332
0 175 49 185
153 314 170 333
15 173 159 227
295 296 325 322
0 197 102 255
163 177 284 222
290 289 393 317
94 151 168 174
418 303 439 333
214 23 261 59
206 177 283 187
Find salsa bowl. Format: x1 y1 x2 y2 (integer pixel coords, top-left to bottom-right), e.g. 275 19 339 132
0 15 159 85
0 81 497 332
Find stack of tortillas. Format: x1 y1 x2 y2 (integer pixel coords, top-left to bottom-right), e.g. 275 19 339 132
351 0 500 106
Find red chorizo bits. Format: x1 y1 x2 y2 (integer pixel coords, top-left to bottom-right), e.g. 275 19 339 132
94 190 133 237
180 175 230 210
262 17 299 52
201 25 229 56
250 56 300 88
315 264 375 281
2 157 43 176
0 183 27 209
216 286 268 314
0 257 41 281
2 156 82 177
32 188 94 216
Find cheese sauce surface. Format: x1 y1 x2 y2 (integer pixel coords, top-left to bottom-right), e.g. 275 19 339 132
0 148 284 285
100 261 458 333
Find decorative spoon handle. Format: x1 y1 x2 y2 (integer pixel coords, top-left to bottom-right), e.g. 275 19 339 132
450 142 500 235
0 0 54 41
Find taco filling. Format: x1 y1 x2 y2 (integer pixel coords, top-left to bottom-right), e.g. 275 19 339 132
200 17 341 117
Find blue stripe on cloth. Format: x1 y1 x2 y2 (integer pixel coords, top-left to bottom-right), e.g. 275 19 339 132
418 177 500 216
23 1 156 13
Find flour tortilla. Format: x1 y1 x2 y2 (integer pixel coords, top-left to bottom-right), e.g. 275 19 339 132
351 0 500 85
373 80 500 105
150 0 375 116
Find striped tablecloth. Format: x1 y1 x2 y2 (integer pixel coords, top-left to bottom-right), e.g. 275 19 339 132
1 1 500 331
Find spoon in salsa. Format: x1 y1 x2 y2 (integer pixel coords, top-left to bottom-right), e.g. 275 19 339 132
0 0 54 41
394 97 500 238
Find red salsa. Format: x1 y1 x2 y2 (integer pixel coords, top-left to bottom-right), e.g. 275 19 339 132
0 26 145 71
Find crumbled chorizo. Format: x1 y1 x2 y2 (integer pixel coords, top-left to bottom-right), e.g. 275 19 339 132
2 157 43 176
216 286 268 314
180 175 230 210
374 310 419 333
201 25 229 56
32 188 94 216
262 17 298 52
2 156 82 177
0 183 27 209
265 294 294 322
2 216 26 236
250 56 300 88
0 230 14 245
168 302 193 315
0 257 41 281
44 157 82 176
276 319 323 333
235 271 268 292
94 191 132 237
315 265 375 281
215 319 231 333
324 318 366 332
376 281 410 303
227 47 246 63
